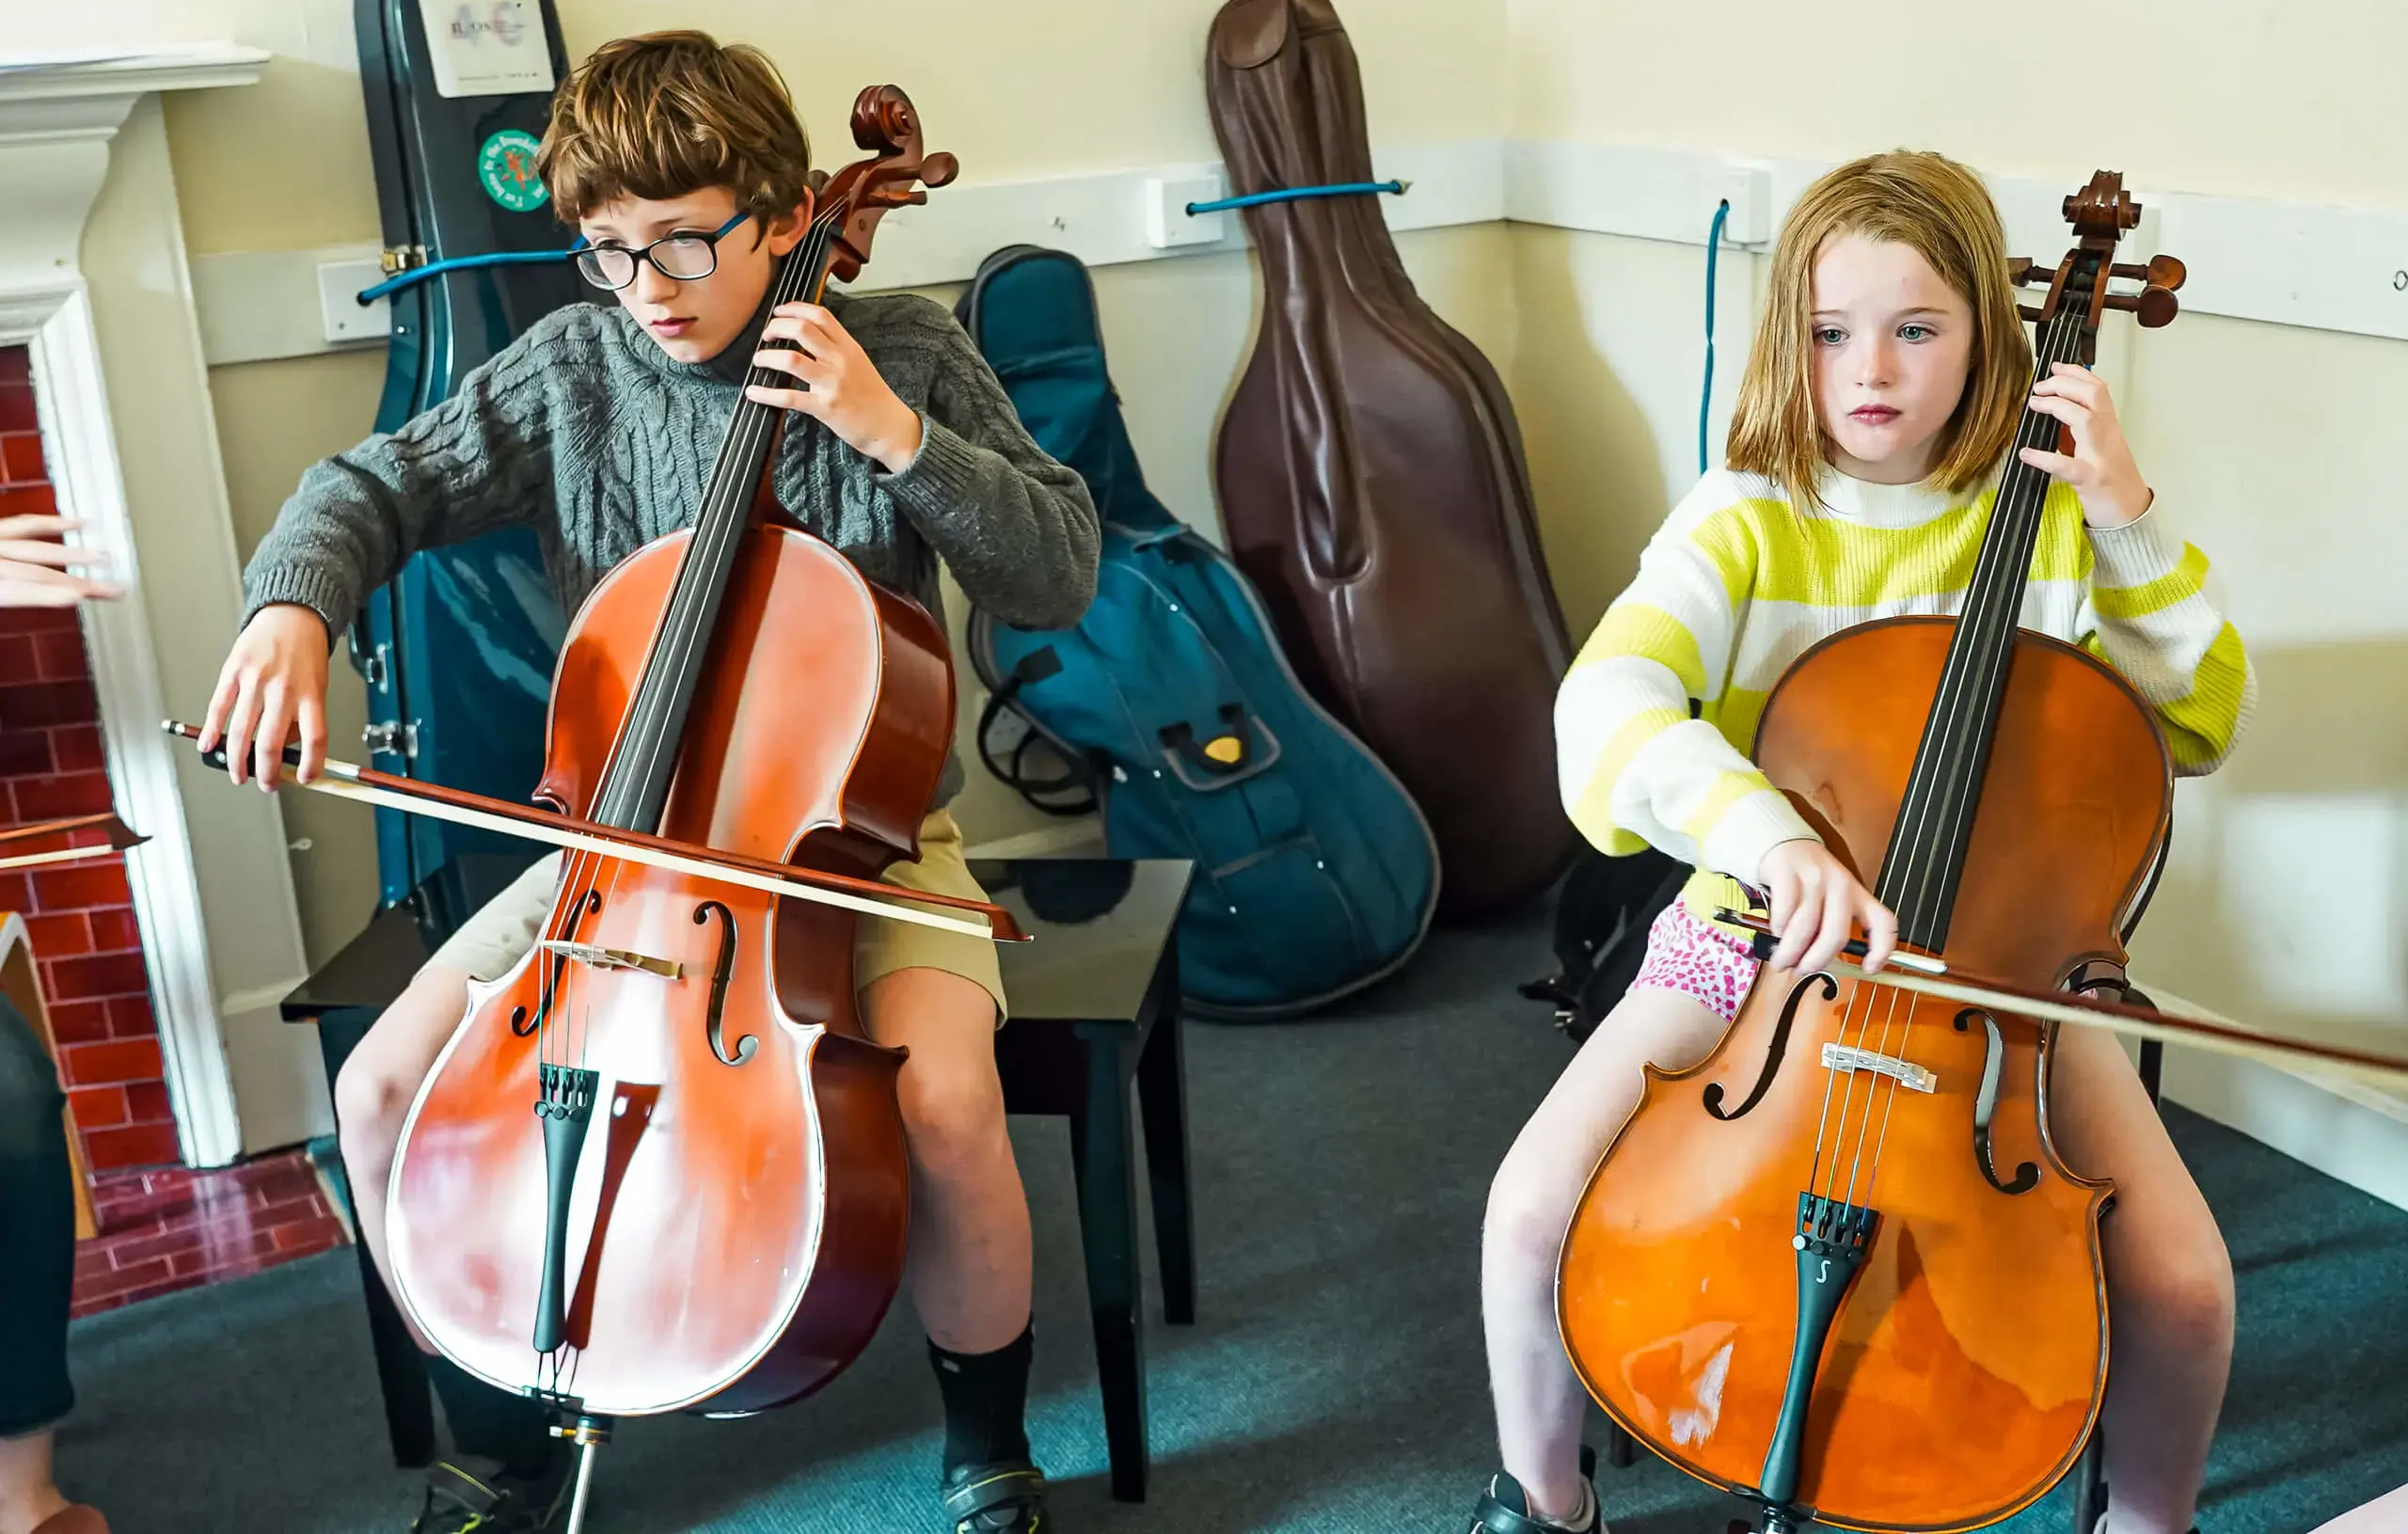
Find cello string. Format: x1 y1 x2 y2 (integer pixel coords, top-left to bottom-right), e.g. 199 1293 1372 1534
604 207 843 830
586 212 825 830
1811 971 1878 1207
1806 293 2085 1211
532 208 843 1070
1886 299 2076 941
1843 976 1915 1210
1803 977 1856 1199
1820 953 1900 1210
1840 300 2089 1208
1889 306 2075 941
1888 298 2085 946
1917 298 2090 934
520 209 843 1380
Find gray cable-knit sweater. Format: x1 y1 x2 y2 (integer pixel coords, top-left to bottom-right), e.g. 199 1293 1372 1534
241 291 1101 806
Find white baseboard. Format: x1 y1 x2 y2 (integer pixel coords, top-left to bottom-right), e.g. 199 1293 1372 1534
2162 1046 2408 1212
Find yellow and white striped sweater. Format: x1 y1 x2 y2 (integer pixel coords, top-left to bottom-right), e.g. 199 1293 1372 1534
1554 467 2254 915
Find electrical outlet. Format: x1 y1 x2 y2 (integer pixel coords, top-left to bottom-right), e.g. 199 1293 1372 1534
1145 175 1228 250
1715 165 1773 246
317 259 390 343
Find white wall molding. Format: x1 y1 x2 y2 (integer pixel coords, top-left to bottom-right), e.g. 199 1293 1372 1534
0 44 274 105
191 134 2408 369
189 137 1507 368
0 43 275 1169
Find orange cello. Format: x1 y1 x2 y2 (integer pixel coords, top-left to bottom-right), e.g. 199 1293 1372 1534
1555 174 2191 1533
356 87 967 1520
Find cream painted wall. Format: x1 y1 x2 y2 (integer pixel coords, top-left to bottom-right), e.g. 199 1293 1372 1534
1505 0 2408 212
1503 0 2408 1123
59 0 1508 965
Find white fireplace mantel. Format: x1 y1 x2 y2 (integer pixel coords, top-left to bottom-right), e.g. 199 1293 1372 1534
0 46 267 298
1 42 295 1170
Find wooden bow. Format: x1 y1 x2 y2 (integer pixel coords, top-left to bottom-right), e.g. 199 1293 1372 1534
0 814 146 874
1716 908 2408 1089
163 722 1028 943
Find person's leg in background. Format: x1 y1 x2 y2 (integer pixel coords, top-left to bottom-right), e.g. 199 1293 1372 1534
0 993 103 1534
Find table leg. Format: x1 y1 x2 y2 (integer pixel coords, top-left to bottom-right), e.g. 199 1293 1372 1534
313 1009 437 1470
1067 1028 1148 1503
1134 956 1195 1328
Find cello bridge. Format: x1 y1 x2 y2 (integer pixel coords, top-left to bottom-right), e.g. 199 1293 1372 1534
537 940 682 980
1819 1042 1936 1094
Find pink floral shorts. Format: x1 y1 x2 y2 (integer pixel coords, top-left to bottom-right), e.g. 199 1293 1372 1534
1629 899 1763 1023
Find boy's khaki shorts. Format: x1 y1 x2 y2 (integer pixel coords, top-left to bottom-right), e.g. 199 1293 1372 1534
429 809 1008 1024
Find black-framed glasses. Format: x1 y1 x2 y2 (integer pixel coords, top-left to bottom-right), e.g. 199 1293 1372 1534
573 212 751 291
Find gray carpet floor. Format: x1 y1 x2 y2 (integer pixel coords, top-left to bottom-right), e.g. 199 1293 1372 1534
57 910 2408 1532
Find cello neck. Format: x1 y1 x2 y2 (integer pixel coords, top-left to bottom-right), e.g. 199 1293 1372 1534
584 209 847 835
1871 254 2108 951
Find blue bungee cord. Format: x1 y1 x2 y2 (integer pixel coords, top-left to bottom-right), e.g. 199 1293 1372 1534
1700 198 1731 476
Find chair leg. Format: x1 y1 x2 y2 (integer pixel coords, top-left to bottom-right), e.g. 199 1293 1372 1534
2072 1431 2106 1534
1604 1421 1638 1467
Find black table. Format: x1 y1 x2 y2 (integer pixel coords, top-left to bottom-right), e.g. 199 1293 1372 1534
280 851 1196 1503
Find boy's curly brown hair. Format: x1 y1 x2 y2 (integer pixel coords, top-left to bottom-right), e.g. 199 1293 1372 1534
537 30 813 229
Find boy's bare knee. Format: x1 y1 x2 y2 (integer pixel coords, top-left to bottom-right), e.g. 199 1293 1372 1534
331 1055 412 1175
332 968 471 1177
898 1064 1009 1183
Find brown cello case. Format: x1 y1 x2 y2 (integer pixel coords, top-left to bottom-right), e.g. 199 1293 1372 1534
1205 0 1576 919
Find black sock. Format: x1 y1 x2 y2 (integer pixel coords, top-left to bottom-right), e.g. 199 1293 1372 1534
425 1354 562 1482
927 1322 1035 1473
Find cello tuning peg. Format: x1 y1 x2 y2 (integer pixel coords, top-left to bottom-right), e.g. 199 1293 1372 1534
2102 287 2181 327
2006 257 2043 286
920 151 960 189
2017 302 2046 324
2110 256 2186 291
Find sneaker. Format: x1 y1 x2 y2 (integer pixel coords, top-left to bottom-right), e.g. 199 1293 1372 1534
941 1458 1050 1534
1467 1468 1603 1534
409 1457 570 1534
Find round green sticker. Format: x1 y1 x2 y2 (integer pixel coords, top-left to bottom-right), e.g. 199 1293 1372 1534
477 129 547 213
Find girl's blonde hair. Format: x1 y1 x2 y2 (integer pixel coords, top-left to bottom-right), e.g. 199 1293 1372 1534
1726 150 2032 505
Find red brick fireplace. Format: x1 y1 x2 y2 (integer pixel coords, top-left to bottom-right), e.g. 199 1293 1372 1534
0 343 181 1171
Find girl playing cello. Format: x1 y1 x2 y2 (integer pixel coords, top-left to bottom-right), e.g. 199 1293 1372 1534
1468 150 2251 1534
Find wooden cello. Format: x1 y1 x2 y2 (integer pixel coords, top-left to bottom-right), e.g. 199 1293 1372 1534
1555 174 2192 1533
1204 0 1577 919
353 85 965 1487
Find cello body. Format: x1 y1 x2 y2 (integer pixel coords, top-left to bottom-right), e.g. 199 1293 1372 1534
380 86 967 1422
387 527 951 1415
1556 175 2190 1530
1559 621 2168 1528
1205 0 1576 917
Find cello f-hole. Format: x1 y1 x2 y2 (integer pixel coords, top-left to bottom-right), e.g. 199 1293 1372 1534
515 886 604 1036
1705 972 1836 1121
693 901 755 1067
1954 1008 2040 1194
